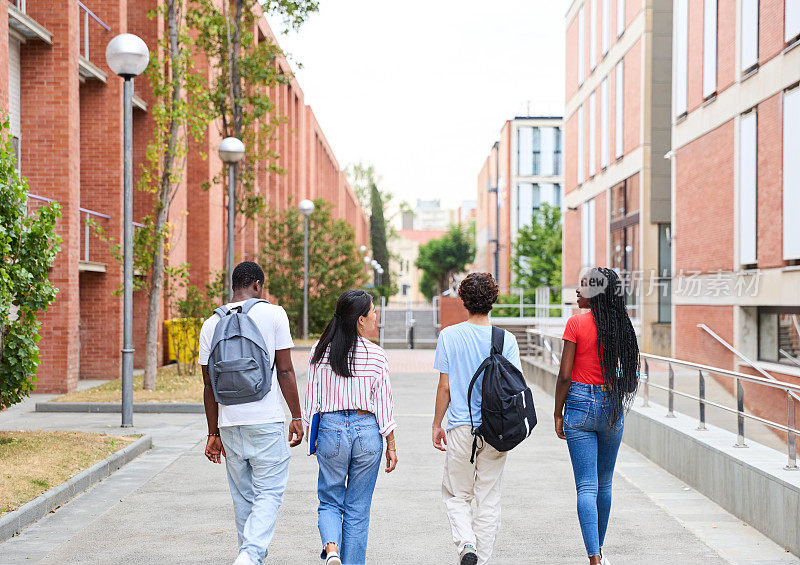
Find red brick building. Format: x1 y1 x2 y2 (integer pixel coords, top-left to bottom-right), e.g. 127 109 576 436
563 0 673 355
670 0 800 385
6 0 368 393
475 116 564 293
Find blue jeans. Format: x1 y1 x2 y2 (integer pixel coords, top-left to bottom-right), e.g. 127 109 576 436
220 423 291 564
563 381 624 558
316 410 383 565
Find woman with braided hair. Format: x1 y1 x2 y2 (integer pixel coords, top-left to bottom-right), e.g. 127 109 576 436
554 267 640 565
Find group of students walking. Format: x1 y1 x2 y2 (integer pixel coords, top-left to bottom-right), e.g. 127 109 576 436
199 262 639 565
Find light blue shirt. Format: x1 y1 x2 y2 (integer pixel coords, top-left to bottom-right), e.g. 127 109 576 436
434 322 522 430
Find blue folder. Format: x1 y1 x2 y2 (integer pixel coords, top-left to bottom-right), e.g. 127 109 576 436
308 412 320 456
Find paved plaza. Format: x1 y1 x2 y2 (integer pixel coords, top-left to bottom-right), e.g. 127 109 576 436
0 350 796 564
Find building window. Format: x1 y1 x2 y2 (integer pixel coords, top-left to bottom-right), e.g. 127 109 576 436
703 0 717 98
517 182 540 230
741 0 759 73
610 177 640 301
657 224 672 323
602 0 610 55
531 127 542 175
675 0 689 117
601 77 609 169
553 127 563 175
788 0 800 43
578 6 585 85
581 199 596 268
518 126 534 176
615 60 624 158
617 0 625 37
758 307 800 365
554 183 562 209
577 106 585 183
590 0 598 70
739 110 757 266
540 127 555 176
589 92 597 177
784 87 800 260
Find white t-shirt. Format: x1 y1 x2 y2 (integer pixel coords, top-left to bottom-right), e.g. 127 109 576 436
198 300 294 427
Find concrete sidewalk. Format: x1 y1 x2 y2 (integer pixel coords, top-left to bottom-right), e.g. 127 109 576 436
0 350 796 564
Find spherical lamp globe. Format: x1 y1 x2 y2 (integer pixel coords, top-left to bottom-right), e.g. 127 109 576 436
218 137 245 164
299 199 315 217
106 34 149 78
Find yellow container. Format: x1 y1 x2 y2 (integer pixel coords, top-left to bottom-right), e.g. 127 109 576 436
165 318 203 364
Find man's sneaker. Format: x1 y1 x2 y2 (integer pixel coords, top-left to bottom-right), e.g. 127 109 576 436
232 552 257 565
325 551 342 565
459 544 478 565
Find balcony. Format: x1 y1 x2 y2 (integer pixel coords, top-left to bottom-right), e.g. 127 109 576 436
77 2 110 83
8 0 53 44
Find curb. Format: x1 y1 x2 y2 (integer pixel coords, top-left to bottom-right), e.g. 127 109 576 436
36 402 204 414
0 434 152 543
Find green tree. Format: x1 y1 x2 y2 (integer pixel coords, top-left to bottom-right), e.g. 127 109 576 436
0 120 61 409
512 202 562 290
188 0 318 223
415 224 475 300
369 182 396 299
260 198 366 336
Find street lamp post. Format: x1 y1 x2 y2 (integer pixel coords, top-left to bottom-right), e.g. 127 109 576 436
106 34 150 428
218 137 246 301
299 199 315 340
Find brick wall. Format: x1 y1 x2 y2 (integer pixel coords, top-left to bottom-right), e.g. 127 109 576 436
717 0 736 92
624 38 641 154
760 0 786 64
439 296 469 330
674 120 734 273
687 0 704 112
565 10 579 103
757 93 784 269
594 189 607 266
674 304 734 370
563 207 582 287
565 111 578 193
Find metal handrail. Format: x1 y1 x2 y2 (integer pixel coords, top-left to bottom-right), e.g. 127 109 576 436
78 2 110 62
525 328 798 470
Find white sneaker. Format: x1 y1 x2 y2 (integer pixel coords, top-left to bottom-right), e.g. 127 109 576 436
233 552 257 565
325 551 342 565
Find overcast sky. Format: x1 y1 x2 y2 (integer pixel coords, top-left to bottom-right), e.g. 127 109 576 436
267 0 569 210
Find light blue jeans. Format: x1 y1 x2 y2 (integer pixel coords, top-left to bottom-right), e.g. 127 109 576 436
562 381 624 558
316 410 383 565
219 422 291 564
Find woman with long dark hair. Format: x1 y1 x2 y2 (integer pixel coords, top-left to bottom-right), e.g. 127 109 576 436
554 267 639 565
303 290 398 565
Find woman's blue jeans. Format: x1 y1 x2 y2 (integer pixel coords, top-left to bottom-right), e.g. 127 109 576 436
563 381 624 558
316 410 383 565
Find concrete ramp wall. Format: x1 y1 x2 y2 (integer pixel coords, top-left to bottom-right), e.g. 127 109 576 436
522 357 800 556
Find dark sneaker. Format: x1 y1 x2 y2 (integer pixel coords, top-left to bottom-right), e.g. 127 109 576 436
459 544 477 565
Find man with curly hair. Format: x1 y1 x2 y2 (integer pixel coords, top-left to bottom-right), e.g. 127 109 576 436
432 272 522 565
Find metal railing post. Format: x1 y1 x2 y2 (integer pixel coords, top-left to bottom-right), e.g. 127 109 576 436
697 370 707 430
666 363 675 417
643 359 650 407
519 288 524 318
84 213 89 262
734 377 747 448
787 391 798 470
83 10 89 59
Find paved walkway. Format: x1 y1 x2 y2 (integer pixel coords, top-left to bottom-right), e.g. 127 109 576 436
1 350 796 564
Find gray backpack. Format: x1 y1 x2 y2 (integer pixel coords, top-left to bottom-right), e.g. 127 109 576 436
207 298 273 406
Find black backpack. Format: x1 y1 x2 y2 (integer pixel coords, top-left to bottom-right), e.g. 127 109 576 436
467 327 537 463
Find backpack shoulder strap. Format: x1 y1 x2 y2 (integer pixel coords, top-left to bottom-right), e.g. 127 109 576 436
491 326 504 356
214 305 231 318
241 298 270 314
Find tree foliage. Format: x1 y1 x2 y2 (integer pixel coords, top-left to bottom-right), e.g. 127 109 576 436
415 224 475 300
188 0 318 221
512 202 562 290
261 198 366 336
369 182 395 299
0 120 61 409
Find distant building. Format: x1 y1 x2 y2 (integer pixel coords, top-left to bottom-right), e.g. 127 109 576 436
474 116 564 292
414 199 456 231
459 200 477 225
389 229 448 303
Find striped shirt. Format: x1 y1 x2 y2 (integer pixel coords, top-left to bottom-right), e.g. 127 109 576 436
303 337 397 437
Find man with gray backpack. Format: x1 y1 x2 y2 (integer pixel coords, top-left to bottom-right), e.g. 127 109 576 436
198 261 304 565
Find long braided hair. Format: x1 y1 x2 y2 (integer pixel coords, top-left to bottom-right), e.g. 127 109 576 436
584 267 639 424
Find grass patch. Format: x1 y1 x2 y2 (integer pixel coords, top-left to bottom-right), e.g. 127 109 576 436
0 430 138 516
51 364 203 404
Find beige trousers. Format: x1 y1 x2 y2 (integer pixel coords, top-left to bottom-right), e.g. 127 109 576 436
442 425 507 565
